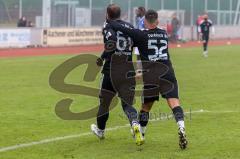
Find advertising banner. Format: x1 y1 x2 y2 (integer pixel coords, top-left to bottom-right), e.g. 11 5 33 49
0 29 31 48
42 28 103 46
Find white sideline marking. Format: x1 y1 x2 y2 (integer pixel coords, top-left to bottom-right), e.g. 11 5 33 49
0 109 238 153
0 126 127 153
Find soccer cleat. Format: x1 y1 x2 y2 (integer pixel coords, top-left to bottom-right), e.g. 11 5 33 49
178 128 188 150
91 124 105 140
203 51 208 57
130 126 145 140
132 123 144 146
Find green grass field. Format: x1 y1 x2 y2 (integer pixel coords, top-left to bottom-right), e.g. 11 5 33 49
0 45 240 159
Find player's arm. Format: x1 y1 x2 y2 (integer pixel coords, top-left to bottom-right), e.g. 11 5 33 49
108 20 144 43
198 24 202 33
97 50 108 66
198 22 204 41
97 26 117 66
209 20 215 35
211 26 215 34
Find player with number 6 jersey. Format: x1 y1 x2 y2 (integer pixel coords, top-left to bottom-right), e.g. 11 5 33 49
100 19 134 74
108 9 188 149
91 4 144 146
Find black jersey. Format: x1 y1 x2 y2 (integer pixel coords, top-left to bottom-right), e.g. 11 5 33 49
199 19 213 35
108 20 170 63
101 20 134 74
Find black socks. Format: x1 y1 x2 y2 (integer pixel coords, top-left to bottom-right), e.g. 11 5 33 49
97 112 109 130
172 106 184 122
139 110 150 127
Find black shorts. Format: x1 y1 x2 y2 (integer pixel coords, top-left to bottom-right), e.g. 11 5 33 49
202 33 209 42
99 73 135 106
142 61 179 104
100 74 116 94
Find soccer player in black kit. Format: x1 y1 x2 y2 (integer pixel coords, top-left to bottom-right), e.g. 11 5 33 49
108 9 188 149
91 4 144 146
199 14 215 57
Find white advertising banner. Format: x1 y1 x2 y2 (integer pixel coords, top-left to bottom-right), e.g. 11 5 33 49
0 29 31 48
42 27 103 46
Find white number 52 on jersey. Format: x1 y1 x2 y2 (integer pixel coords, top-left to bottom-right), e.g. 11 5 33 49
148 39 168 61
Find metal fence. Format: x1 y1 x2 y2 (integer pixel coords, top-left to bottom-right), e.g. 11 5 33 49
0 0 240 27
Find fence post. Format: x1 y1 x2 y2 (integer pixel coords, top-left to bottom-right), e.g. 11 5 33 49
145 0 148 9
177 0 179 18
19 0 22 18
190 0 194 40
217 0 220 25
89 0 92 26
205 0 207 12
230 0 232 25
190 0 193 26
67 0 71 27
42 0 51 27
128 0 131 23
233 0 240 25
161 0 164 10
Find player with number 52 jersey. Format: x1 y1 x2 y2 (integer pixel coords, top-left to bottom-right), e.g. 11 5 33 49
108 17 169 63
108 9 188 150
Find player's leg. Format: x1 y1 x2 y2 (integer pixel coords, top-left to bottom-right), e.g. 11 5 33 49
205 34 210 54
91 74 116 139
121 100 144 145
160 63 188 149
139 101 154 136
166 98 187 149
202 34 208 57
121 100 139 126
162 80 185 133
119 82 145 145
167 98 185 131
139 84 160 137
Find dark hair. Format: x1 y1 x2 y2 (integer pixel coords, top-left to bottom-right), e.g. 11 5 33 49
145 9 158 24
107 4 121 20
138 6 146 17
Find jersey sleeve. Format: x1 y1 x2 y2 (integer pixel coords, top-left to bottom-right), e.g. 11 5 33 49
101 23 117 59
100 50 108 59
102 24 117 42
208 20 213 27
210 20 215 34
198 26 202 33
108 20 144 44
198 20 204 33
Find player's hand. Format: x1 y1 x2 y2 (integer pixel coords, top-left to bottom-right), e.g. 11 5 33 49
135 69 143 80
96 58 103 67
